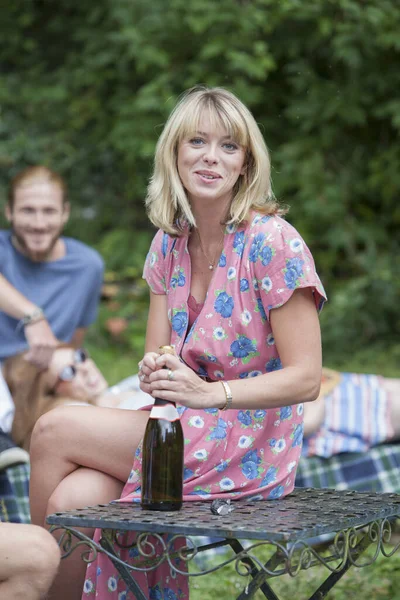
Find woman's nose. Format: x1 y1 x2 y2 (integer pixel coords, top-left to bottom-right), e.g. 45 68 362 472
202 145 219 165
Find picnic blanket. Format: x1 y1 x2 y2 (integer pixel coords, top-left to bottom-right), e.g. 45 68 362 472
295 442 400 493
0 463 30 523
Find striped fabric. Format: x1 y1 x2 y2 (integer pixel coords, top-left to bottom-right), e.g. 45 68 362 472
302 373 392 458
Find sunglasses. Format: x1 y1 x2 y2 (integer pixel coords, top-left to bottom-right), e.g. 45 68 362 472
57 349 89 382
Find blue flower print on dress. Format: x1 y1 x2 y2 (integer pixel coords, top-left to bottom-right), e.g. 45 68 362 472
219 252 227 267
198 350 218 363
260 465 278 487
239 371 249 379
171 310 188 337
170 268 186 289
128 546 140 559
249 232 266 262
161 232 169 258
212 326 228 341
184 467 194 480
238 410 253 426
266 357 282 372
83 579 94 594
164 587 179 600
230 335 256 358
177 405 188 417
268 485 285 499
219 477 235 491
227 267 236 280
188 487 211 498
214 291 234 318
261 245 273 266
269 436 286 455
278 406 293 421
254 409 267 420
197 365 208 378
204 408 219 414
240 278 249 292
207 418 227 441
149 585 163 600
229 335 259 364
215 459 230 472
255 298 267 322
107 575 117 592
291 422 304 447
240 449 263 480
284 257 305 289
233 231 246 257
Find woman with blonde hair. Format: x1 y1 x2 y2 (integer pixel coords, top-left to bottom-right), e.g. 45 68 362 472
4 347 151 451
29 86 326 599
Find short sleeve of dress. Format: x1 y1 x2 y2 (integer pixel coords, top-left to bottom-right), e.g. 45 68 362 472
142 229 170 295
252 216 327 319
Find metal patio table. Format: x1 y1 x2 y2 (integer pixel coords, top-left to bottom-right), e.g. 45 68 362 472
47 487 400 600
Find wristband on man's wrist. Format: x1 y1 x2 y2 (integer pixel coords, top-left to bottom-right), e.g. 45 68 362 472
16 307 45 332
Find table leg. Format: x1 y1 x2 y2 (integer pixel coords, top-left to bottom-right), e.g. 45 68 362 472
228 539 285 600
99 533 148 600
306 533 372 600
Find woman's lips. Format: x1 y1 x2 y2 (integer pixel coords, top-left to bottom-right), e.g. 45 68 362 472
195 170 222 183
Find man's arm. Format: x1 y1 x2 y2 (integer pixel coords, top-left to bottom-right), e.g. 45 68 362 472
70 327 86 349
0 273 58 369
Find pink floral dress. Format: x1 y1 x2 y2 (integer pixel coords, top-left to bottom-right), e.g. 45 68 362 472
82 213 326 599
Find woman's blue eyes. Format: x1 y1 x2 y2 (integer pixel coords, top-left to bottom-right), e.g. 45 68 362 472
189 138 238 151
190 137 204 146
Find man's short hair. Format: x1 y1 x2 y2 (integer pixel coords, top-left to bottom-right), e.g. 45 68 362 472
8 166 67 209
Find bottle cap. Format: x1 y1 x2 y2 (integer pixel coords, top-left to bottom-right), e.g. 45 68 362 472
159 345 176 356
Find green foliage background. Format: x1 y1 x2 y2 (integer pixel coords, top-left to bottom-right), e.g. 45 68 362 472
1 0 399 375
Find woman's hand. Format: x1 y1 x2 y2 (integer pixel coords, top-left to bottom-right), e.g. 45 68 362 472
142 353 217 410
138 351 159 388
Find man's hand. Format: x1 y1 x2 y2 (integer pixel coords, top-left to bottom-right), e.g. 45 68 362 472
24 319 59 369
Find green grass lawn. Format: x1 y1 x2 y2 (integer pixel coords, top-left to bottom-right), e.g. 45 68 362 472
188 542 400 599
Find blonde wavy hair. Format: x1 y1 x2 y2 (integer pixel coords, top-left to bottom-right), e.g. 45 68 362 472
146 86 284 235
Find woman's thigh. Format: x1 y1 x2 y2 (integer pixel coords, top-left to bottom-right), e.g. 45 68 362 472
31 405 149 484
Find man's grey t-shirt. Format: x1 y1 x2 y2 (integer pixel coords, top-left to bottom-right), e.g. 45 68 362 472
0 230 104 361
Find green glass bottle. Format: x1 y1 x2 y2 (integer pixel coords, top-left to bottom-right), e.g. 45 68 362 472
141 397 184 511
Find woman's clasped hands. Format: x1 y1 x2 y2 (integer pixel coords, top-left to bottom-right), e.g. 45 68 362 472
138 351 217 409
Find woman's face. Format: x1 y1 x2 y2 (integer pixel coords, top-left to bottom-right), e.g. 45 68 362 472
47 348 108 401
177 113 246 209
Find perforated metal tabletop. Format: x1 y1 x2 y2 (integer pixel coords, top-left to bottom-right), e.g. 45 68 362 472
47 487 400 600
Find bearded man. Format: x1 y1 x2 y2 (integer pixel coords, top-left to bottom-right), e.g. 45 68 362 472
0 166 104 433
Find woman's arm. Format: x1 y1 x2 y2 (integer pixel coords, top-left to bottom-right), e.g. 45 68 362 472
138 292 171 384
147 287 323 410
145 292 171 352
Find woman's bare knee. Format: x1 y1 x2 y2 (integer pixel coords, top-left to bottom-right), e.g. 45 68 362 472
30 405 87 464
30 407 67 459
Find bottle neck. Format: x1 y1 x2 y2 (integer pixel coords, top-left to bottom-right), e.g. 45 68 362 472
150 398 180 421
154 398 176 407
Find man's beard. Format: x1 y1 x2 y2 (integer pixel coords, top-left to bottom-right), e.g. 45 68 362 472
11 226 61 262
